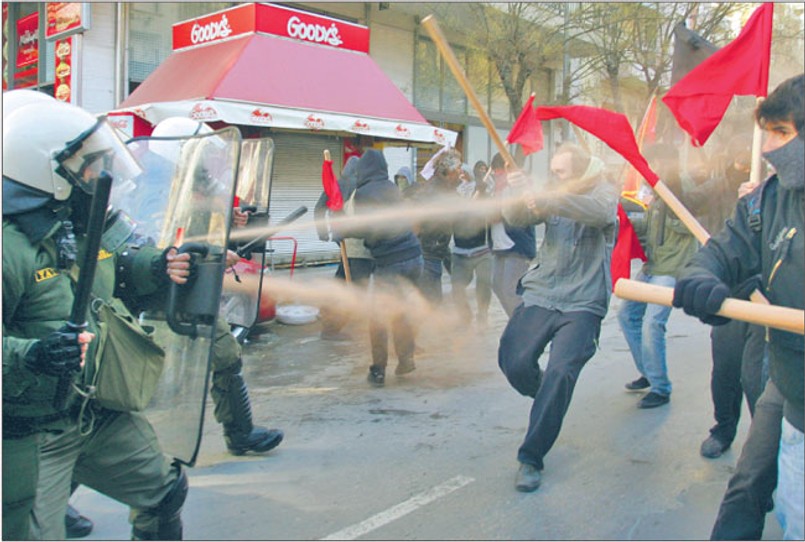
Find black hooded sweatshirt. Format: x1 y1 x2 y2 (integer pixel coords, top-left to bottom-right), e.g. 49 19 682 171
350 149 421 266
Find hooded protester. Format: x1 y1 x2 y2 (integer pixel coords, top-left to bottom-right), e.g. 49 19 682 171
394 166 417 199
314 156 374 340
345 149 423 386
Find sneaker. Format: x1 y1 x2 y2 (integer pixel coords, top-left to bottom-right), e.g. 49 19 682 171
638 391 670 409
625 376 650 391
515 463 542 493
367 365 385 386
700 435 731 459
395 360 416 376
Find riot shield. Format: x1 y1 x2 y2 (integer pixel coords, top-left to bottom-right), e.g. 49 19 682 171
222 137 275 334
121 127 241 465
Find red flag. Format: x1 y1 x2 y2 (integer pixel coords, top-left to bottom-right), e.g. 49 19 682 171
322 157 343 211
506 94 543 155
611 204 647 287
622 94 658 197
662 3 773 147
536 105 660 186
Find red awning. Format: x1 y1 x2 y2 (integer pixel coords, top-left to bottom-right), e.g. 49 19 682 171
116 33 456 145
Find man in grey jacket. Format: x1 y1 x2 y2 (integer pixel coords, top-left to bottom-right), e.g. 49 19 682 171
498 143 619 492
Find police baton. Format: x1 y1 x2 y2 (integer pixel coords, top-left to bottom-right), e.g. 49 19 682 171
53 172 114 410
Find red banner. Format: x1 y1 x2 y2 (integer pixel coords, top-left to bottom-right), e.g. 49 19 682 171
54 37 72 102
16 12 39 68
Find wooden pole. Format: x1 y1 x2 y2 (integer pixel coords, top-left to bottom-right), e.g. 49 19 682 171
324 149 352 283
614 279 803 335
421 15 516 168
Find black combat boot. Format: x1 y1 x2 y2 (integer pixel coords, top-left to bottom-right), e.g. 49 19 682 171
222 371 284 456
65 504 93 538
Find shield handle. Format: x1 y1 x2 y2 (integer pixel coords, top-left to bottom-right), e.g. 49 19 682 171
167 242 210 338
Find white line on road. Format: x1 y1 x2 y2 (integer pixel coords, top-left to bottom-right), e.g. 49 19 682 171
320 475 475 540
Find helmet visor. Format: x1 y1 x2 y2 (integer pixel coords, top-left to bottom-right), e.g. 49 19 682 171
57 116 142 195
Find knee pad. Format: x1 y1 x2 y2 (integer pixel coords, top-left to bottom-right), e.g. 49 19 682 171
157 468 188 520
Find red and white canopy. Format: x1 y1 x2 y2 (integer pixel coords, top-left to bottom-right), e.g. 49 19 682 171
115 3 456 146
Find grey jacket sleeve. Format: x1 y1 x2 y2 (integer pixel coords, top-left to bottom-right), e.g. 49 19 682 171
529 180 619 227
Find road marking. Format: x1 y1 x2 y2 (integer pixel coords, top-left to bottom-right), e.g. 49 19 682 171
320 475 475 540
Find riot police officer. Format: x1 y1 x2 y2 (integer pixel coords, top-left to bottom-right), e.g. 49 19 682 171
3 100 188 539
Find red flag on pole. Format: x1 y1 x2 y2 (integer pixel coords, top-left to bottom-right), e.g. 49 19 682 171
322 152 343 211
506 93 543 155
536 105 660 186
612 204 647 287
662 3 774 147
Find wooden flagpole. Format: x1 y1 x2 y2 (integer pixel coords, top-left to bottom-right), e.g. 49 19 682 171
615 279 803 335
421 15 516 169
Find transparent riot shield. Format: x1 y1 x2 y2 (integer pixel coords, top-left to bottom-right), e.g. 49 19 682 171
121 127 241 465
221 137 275 333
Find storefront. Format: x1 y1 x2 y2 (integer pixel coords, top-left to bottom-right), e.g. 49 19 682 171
114 3 457 263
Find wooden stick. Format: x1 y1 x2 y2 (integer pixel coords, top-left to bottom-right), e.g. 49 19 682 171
614 279 803 335
421 15 515 168
323 149 352 283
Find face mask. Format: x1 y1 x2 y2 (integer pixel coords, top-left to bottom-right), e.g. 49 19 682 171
763 136 804 189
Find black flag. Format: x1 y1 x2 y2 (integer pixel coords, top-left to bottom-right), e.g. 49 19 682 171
671 22 719 85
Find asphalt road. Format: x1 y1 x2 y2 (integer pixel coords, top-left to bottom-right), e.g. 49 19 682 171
74 265 783 540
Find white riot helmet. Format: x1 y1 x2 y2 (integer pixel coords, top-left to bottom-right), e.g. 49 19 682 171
150 117 213 163
3 101 142 215
2 89 56 119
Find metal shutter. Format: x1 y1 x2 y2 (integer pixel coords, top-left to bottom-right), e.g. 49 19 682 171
267 132 343 267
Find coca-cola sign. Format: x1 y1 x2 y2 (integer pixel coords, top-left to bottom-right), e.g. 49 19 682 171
190 103 219 121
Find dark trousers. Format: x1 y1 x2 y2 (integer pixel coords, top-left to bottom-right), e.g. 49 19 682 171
499 304 601 470
710 381 782 540
709 321 767 444
320 258 374 334
369 255 422 369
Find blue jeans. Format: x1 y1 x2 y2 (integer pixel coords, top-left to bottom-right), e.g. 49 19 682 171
776 418 804 540
418 256 446 304
617 271 675 396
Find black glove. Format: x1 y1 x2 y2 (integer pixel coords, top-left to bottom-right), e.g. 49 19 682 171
672 275 731 326
24 326 84 376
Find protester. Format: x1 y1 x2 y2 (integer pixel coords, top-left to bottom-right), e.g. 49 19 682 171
394 166 418 199
617 143 700 409
314 156 375 340
487 153 536 317
673 74 804 540
498 142 619 492
685 135 767 459
451 161 493 327
347 149 423 386
3 100 187 539
411 148 462 304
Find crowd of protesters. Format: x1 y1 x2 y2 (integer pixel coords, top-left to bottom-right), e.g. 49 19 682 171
312 74 803 540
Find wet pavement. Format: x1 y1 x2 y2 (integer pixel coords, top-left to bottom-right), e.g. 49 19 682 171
74 263 783 540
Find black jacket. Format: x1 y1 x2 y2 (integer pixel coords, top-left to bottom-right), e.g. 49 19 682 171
349 150 421 266
683 137 804 431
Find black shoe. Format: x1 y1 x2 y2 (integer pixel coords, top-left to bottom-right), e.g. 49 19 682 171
638 392 670 409
368 365 385 386
515 463 542 493
625 376 650 391
225 426 284 456
700 435 731 459
65 504 93 539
